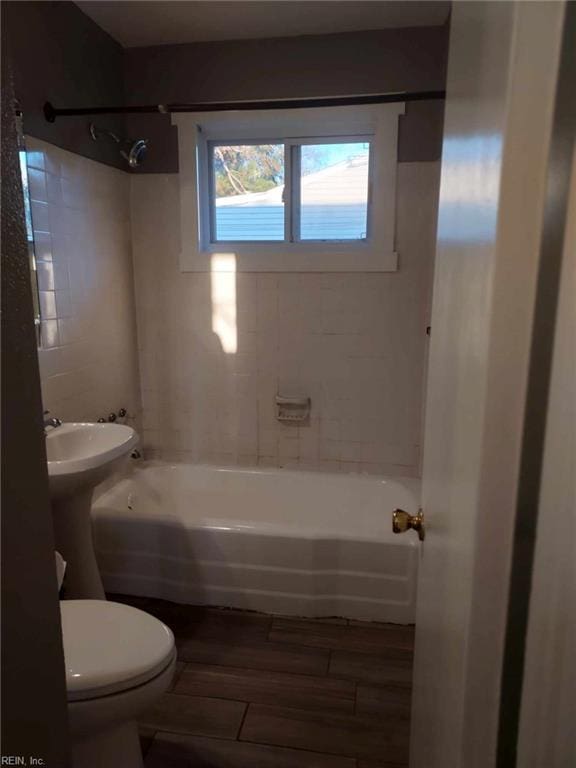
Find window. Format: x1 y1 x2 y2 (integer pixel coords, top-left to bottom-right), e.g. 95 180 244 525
210 139 371 244
299 142 370 241
212 143 285 242
174 104 403 272
18 138 41 345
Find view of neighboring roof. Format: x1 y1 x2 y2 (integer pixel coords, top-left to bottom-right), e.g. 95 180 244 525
216 153 369 206
214 152 369 240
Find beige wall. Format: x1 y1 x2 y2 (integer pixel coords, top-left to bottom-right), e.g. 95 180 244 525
131 161 440 476
4 4 447 175
125 26 449 173
5 1 127 171
27 138 141 427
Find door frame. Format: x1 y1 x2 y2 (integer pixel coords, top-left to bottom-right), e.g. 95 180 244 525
498 2 576 763
1 31 70 764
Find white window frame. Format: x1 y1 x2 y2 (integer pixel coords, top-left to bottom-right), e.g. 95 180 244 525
173 103 404 272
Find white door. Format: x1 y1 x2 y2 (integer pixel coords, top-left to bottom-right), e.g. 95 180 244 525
408 3 568 767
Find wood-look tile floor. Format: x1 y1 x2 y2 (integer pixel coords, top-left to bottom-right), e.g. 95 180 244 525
109 594 414 768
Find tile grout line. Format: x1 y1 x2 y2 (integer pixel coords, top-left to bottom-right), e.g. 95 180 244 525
160 692 356 717
174 658 357 685
175 659 333 679
170 662 185 691
266 615 274 642
147 725 408 765
172 681 357 709
238 733 360 763
236 701 251 742
155 690 250 704
152 728 363 764
167 690 259 707
139 728 157 761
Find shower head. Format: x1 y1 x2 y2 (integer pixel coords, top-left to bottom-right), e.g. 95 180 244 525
124 138 148 168
89 123 148 168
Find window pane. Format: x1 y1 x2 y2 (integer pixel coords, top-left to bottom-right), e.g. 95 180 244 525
212 143 285 241
299 142 369 241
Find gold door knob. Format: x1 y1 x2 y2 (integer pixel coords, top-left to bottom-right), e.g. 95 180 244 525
392 509 425 541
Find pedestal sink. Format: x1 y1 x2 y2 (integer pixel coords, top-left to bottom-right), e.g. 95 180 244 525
47 422 138 599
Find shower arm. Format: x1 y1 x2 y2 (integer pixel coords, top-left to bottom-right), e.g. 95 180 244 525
43 90 446 122
89 123 121 144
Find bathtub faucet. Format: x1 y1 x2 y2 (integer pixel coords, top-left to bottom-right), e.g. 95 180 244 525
43 410 62 430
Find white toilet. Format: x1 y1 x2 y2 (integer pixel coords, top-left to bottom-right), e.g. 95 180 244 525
60 600 176 768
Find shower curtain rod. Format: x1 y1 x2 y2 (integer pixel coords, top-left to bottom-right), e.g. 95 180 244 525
43 90 445 122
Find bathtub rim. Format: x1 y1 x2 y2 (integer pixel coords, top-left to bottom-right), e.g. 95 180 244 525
94 459 422 547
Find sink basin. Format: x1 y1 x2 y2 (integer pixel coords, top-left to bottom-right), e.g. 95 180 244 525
47 422 139 600
47 422 138 498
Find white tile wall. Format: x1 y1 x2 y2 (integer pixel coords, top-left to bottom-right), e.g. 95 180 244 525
131 162 440 476
27 138 141 427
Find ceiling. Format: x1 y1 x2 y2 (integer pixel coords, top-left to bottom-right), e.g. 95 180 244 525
76 1 451 48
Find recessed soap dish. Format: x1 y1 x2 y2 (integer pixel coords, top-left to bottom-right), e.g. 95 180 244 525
275 395 311 423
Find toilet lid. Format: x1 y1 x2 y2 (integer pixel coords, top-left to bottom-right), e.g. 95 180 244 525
60 600 175 701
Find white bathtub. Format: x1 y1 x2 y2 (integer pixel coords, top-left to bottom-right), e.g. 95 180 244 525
92 462 420 623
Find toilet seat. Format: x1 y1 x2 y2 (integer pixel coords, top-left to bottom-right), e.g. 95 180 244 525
60 600 175 702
